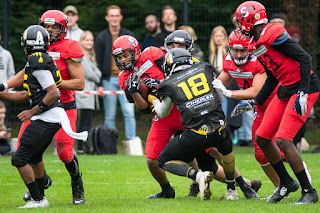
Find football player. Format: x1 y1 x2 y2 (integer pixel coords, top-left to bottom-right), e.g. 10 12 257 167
232 1 320 204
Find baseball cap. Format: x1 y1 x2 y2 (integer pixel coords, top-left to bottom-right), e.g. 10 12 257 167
63 5 78 15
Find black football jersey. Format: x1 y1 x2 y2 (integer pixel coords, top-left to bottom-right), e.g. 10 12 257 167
24 52 62 109
158 62 225 129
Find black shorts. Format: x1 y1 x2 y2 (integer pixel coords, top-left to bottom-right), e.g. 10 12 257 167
158 126 232 169
14 120 61 166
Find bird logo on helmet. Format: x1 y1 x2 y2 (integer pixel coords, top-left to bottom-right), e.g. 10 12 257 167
112 35 141 71
164 30 194 52
233 1 268 38
21 25 50 55
163 48 193 78
228 29 251 66
39 10 68 42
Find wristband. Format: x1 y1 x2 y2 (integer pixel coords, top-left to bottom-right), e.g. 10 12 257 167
38 100 48 110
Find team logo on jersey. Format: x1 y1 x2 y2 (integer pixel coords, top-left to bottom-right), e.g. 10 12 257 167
235 68 241 73
48 51 60 60
185 93 214 109
229 71 253 79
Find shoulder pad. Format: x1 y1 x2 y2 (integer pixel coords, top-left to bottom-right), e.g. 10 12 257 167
272 31 289 45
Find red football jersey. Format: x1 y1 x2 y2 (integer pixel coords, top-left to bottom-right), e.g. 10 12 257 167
223 52 276 111
48 39 84 103
249 24 302 86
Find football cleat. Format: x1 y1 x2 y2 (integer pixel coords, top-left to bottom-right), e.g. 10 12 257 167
72 174 85 205
251 179 262 192
226 189 239 200
145 188 175 199
18 197 49 208
295 189 318 204
241 183 260 199
23 192 31 202
196 170 213 200
186 183 200 198
267 179 299 203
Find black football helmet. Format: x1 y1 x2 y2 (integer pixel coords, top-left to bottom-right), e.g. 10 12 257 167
164 30 194 52
21 25 50 55
163 48 193 77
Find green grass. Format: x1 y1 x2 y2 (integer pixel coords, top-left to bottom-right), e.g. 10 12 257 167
1 146 320 212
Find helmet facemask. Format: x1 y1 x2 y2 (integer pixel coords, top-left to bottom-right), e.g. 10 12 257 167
229 46 250 66
113 49 136 71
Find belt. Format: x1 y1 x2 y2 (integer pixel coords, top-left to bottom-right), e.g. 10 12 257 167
61 101 76 110
190 122 226 135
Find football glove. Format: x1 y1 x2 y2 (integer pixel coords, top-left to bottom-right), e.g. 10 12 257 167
143 77 160 88
212 79 232 98
231 99 255 117
128 73 141 94
147 89 160 104
293 91 308 116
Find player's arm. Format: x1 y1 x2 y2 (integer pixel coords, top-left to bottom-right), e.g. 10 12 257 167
231 72 267 100
4 68 25 89
271 33 311 93
59 59 85 91
127 74 150 112
17 70 59 122
0 92 28 101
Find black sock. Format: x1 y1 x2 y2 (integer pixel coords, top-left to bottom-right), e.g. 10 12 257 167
188 169 198 180
295 169 313 192
160 182 172 192
272 160 292 185
26 181 42 201
236 175 248 191
227 181 236 190
65 156 80 181
35 177 45 197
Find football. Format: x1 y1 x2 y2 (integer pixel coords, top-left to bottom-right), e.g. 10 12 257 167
139 82 150 101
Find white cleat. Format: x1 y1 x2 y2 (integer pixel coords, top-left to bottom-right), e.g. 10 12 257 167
226 189 239 200
302 161 312 184
18 197 49 208
195 170 213 200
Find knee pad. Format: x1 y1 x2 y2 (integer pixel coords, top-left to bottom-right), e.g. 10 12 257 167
11 154 28 168
58 149 74 164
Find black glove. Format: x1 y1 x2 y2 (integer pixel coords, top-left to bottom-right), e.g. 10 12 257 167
0 84 5 92
128 73 141 94
124 88 134 103
143 77 160 88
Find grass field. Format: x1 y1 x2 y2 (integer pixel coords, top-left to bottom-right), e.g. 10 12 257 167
1 145 320 212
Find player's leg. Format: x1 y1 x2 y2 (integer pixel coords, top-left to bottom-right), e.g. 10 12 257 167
276 92 319 204
144 118 176 199
55 108 85 205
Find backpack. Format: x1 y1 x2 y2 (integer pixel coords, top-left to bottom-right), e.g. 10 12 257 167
89 124 118 155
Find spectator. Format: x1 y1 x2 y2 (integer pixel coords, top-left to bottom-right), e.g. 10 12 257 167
269 13 300 43
178 25 204 60
75 31 102 154
95 5 136 140
0 31 15 126
63 5 83 41
141 15 161 50
0 101 11 156
154 5 177 51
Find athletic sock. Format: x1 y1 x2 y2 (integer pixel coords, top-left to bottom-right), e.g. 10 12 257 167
26 181 42 201
236 175 247 191
295 169 314 192
160 182 172 192
227 181 236 190
35 177 45 197
65 156 80 181
272 160 292 185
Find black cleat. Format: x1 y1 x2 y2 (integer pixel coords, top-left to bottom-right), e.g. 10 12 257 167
267 179 299 203
72 174 85 205
23 175 52 201
186 183 200 198
241 183 260 199
295 189 318 204
251 179 262 192
145 188 175 199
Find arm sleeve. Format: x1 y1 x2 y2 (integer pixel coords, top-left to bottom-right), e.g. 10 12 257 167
32 70 55 89
152 96 173 118
254 68 279 106
271 38 311 93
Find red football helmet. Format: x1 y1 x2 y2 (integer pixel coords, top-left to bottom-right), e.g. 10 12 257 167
39 10 68 42
228 30 251 66
234 1 268 37
112 35 141 71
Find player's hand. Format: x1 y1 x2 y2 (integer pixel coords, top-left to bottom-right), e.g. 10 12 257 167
212 79 232 98
17 110 33 122
231 99 255 117
143 77 160 88
147 89 160 104
293 91 308 116
128 73 141 94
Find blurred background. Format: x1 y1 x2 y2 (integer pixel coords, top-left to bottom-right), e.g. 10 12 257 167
1 0 320 146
